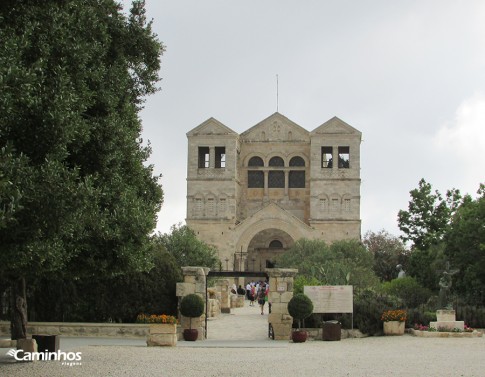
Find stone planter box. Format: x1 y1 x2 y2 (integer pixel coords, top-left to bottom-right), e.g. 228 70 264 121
383 321 405 335
147 324 177 347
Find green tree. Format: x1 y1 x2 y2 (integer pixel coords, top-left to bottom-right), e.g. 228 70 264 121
277 239 379 292
445 184 485 304
398 178 462 250
406 243 446 292
363 230 410 282
157 224 219 269
0 0 163 338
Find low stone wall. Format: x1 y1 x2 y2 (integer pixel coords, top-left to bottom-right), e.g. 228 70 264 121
0 321 151 339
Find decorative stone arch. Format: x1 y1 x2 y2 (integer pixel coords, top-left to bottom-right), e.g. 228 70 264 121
267 153 286 167
287 152 309 167
268 239 284 249
245 153 265 167
236 218 307 255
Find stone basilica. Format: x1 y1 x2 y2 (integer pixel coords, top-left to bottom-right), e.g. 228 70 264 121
186 112 361 272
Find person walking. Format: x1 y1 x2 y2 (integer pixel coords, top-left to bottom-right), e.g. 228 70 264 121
249 284 256 306
257 284 267 315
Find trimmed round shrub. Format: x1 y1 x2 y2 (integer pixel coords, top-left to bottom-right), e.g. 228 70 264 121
288 293 314 328
180 294 205 318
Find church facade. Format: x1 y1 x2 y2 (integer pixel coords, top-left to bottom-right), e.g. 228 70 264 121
186 112 361 272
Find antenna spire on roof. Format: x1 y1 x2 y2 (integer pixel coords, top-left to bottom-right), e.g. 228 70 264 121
276 74 279 112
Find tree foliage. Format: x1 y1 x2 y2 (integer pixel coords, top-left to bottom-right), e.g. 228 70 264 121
0 0 164 337
381 276 432 308
363 230 409 282
29 245 182 322
406 242 446 291
157 224 219 269
0 145 25 229
398 178 462 250
0 0 163 278
180 294 205 319
445 185 485 305
277 239 379 291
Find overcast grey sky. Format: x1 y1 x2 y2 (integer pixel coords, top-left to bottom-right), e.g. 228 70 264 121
122 0 485 238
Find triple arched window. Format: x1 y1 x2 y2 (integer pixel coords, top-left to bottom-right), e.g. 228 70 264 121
247 155 306 189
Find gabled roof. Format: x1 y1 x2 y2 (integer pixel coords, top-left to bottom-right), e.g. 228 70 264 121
311 116 361 136
240 112 310 142
186 117 237 137
235 202 312 232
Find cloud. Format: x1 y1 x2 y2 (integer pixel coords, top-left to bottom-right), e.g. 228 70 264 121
433 92 485 195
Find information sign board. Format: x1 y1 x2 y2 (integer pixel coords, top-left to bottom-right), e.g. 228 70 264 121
303 285 353 313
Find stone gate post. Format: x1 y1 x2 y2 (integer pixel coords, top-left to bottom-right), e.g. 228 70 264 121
215 279 231 313
266 268 298 340
176 266 210 340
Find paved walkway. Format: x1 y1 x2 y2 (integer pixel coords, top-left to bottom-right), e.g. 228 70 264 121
188 299 284 348
206 300 269 340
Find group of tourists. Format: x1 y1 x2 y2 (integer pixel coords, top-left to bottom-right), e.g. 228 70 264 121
245 281 270 315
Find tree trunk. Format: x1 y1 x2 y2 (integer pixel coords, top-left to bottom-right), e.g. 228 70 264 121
10 277 27 340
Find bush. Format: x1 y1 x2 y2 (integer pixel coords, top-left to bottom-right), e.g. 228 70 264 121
288 293 314 328
381 277 432 308
406 308 436 327
180 294 205 318
456 305 485 328
27 249 182 323
353 289 401 336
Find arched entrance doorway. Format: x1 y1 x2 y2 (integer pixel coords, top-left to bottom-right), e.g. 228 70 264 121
246 228 294 272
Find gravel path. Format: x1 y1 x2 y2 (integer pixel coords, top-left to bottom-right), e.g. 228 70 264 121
1 302 485 377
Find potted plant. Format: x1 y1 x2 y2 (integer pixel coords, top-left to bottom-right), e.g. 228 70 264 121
136 313 178 346
180 294 205 341
287 293 314 343
381 309 407 335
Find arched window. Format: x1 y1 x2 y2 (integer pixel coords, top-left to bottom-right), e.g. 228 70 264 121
248 156 264 167
269 156 284 167
289 156 305 167
269 240 283 248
